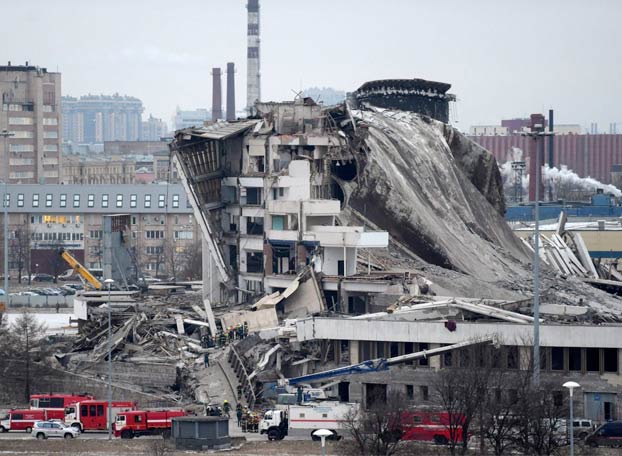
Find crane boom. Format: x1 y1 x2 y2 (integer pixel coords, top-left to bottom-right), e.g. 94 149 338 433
286 336 494 386
59 248 103 290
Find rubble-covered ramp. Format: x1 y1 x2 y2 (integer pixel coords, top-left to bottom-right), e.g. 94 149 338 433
349 109 530 283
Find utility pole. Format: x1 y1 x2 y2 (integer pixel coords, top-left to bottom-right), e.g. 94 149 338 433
522 116 554 386
1 129 15 306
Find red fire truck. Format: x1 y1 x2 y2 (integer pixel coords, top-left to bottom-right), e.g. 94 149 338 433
65 400 136 432
400 410 465 445
113 410 187 439
1 409 48 433
30 393 94 420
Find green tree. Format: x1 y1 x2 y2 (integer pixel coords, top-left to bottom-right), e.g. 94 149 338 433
10 312 47 400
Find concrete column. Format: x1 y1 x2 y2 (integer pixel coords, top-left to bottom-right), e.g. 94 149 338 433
350 340 359 364
429 343 442 370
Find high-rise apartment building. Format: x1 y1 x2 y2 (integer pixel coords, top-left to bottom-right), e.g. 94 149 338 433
141 114 168 141
0 63 62 184
173 108 211 130
62 94 144 144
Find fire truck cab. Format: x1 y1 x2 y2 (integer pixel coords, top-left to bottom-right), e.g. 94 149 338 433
114 410 187 439
0 409 48 433
66 400 136 432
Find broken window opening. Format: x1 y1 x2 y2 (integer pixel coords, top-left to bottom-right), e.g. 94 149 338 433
569 347 582 371
551 347 564 371
418 343 429 366
331 159 358 181
586 347 599 372
506 346 519 370
330 179 345 207
246 216 264 235
246 251 263 273
604 348 618 373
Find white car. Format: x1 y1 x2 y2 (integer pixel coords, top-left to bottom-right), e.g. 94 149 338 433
31 420 79 440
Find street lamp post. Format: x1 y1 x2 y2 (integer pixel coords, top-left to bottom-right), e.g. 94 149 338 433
1 129 14 306
313 429 333 456
521 125 554 386
563 381 581 456
104 278 115 440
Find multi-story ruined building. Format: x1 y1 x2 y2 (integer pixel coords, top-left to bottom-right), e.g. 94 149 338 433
171 97 389 309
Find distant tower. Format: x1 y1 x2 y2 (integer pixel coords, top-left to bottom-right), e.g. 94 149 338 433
226 62 236 121
211 67 222 121
246 0 260 114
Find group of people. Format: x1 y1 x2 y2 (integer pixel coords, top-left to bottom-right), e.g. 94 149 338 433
200 322 250 350
236 403 260 432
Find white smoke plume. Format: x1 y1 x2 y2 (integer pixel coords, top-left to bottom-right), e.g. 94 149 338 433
499 147 622 199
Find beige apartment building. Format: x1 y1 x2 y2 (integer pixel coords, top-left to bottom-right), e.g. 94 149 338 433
0 63 62 184
62 155 136 185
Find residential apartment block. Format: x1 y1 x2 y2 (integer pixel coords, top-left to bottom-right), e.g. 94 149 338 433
62 94 144 144
0 63 62 184
0 184 200 279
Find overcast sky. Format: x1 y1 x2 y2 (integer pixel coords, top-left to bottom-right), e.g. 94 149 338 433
2 0 620 131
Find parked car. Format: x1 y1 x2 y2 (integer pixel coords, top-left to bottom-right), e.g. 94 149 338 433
61 285 77 295
31 421 79 440
33 273 54 282
585 420 622 447
42 288 62 296
572 418 594 439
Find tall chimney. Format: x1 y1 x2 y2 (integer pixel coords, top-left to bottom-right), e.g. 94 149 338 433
226 62 236 121
528 113 546 202
211 67 222 121
246 0 261 114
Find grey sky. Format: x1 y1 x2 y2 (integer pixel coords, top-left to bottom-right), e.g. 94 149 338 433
2 0 620 131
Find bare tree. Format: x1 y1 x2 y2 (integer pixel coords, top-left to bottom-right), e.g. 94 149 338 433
11 223 32 285
163 239 182 281
434 342 496 455
180 240 202 280
10 312 47 400
341 391 406 456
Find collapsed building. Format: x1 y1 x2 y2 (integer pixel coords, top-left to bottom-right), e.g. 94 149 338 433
59 77 622 422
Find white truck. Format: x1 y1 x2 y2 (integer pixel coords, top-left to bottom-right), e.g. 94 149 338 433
259 401 358 440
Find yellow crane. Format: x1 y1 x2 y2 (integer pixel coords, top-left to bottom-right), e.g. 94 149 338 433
59 248 103 290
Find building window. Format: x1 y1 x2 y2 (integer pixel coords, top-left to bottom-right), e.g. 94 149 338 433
130 194 137 208
58 193 66 208
144 194 151 208
45 194 53 207
87 194 95 208
145 230 165 239
102 194 109 208
32 193 39 207
420 385 429 401
12 130 34 139
158 194 165 208
406 385 414 400
9 144 34 152
42 118 58 125
116 194 123 208
17 193 24 207
73 194 80 207
172 194 179 208
43 131 59 139
272 215 285 230
246 251 263 273
8 117 33 125
569 348 582 371
43 144 58 152
551 347 564 371
604 348 618 373
2 193 8 208
174 231 193 240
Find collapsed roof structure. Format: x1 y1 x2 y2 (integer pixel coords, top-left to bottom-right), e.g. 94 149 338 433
67 77 621 420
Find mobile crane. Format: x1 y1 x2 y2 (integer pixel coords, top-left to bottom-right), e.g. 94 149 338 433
59 248 103 290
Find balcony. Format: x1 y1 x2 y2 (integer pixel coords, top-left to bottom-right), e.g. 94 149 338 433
304 226 388 248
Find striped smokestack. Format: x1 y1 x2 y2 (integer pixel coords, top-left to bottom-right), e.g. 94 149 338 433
246 0 260 114
211 67 222 121
226 62 235 121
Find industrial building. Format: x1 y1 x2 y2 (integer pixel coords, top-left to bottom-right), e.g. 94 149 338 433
0 62 62 184
0 184 199 278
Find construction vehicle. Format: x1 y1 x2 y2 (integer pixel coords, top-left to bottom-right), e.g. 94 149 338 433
59 248 102 290
260 337 494 441
113 409 187 439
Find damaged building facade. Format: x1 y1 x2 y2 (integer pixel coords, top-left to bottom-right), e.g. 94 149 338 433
169 78 622 423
